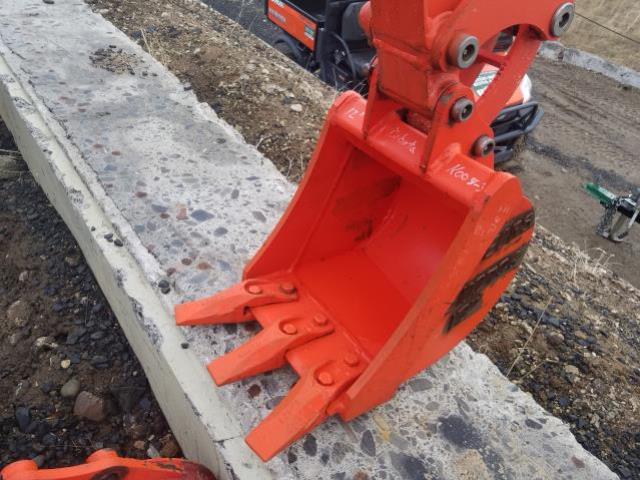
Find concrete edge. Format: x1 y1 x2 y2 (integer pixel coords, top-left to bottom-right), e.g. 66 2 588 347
0 40 273 480
539 41 640 89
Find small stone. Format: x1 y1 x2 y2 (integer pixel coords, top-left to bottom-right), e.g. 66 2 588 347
14 407 30 432
64 256 80 267
564 365 580 376
91 355 110 368
159 435 180 457
90 331 105 340
43 0 54 4
290 103 303 113
158 279 171 294
74 391 106 421
110 385 145 413
66 326 87 345
61 378 81 398
147 445 161 458
60 359 71 369
114 239 123 247
18 271 29 282
7 300 31 327
134 440 146 450
180 342 189 349
42 433 57 446
546 331 565 347
35 336 58 350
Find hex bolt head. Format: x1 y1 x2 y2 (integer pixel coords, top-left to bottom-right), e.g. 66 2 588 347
246 284 263 295
317 372 334 386
279 282 297 295
281 323 298 335
473 135 496 157
450 98 474 123
313 314 329 326
344 353 360 367
447 34 479 69
551 3 575 37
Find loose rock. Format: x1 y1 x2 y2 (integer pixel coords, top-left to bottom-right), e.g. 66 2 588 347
61 378 81 398
6 299 31 327
73 391 106 421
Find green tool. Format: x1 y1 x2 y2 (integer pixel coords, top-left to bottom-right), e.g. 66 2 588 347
584 183 640 242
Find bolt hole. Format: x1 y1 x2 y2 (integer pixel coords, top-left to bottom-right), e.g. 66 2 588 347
462 44 476 62
483 141 495 156
560 12 571 28
461 104 473 120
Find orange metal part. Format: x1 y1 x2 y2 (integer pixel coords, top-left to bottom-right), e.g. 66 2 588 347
0 450 216 480
267 0 317 50
176 0 574 461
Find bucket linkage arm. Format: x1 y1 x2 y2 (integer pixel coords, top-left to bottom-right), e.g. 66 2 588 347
176 0 576 461
0 450 216 480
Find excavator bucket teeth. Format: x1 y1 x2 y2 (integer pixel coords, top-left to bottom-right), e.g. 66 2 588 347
175 279 298 325
208 315 335 385
247 357 366 461
175 0 572 461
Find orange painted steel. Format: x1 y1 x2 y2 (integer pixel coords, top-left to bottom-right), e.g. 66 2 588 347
0 450 216 480
176 0 574 461
266 0 317 50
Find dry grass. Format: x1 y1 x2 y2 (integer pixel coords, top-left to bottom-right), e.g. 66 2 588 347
563 0 640 70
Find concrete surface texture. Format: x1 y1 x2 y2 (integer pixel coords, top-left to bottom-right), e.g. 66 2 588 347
0 1 617 479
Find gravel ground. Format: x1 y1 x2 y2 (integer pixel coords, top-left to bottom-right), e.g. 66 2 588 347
0 120 179 469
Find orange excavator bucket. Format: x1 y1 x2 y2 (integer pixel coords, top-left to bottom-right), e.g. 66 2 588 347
0 450 216 480
176 0 575 461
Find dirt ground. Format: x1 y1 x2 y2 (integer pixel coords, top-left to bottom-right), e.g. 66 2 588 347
2 0 637 476
521 60 640 287
0 121 180 468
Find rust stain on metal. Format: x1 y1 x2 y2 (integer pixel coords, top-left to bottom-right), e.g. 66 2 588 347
445 244 529 333
483 208 535 259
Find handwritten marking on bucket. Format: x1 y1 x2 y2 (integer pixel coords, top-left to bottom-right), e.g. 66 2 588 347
0 449 216 480
176 0 574 461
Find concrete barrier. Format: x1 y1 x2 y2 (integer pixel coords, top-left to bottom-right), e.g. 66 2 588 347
540 41 640 90
0 1 617 479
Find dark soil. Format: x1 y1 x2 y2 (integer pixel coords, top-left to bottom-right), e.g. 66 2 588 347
468 229 640 478
0 122 179 470
0 119 17 150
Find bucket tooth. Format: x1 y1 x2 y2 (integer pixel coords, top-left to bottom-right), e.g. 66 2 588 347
175 279 298 326
208 316 335 385
246 357 365 461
